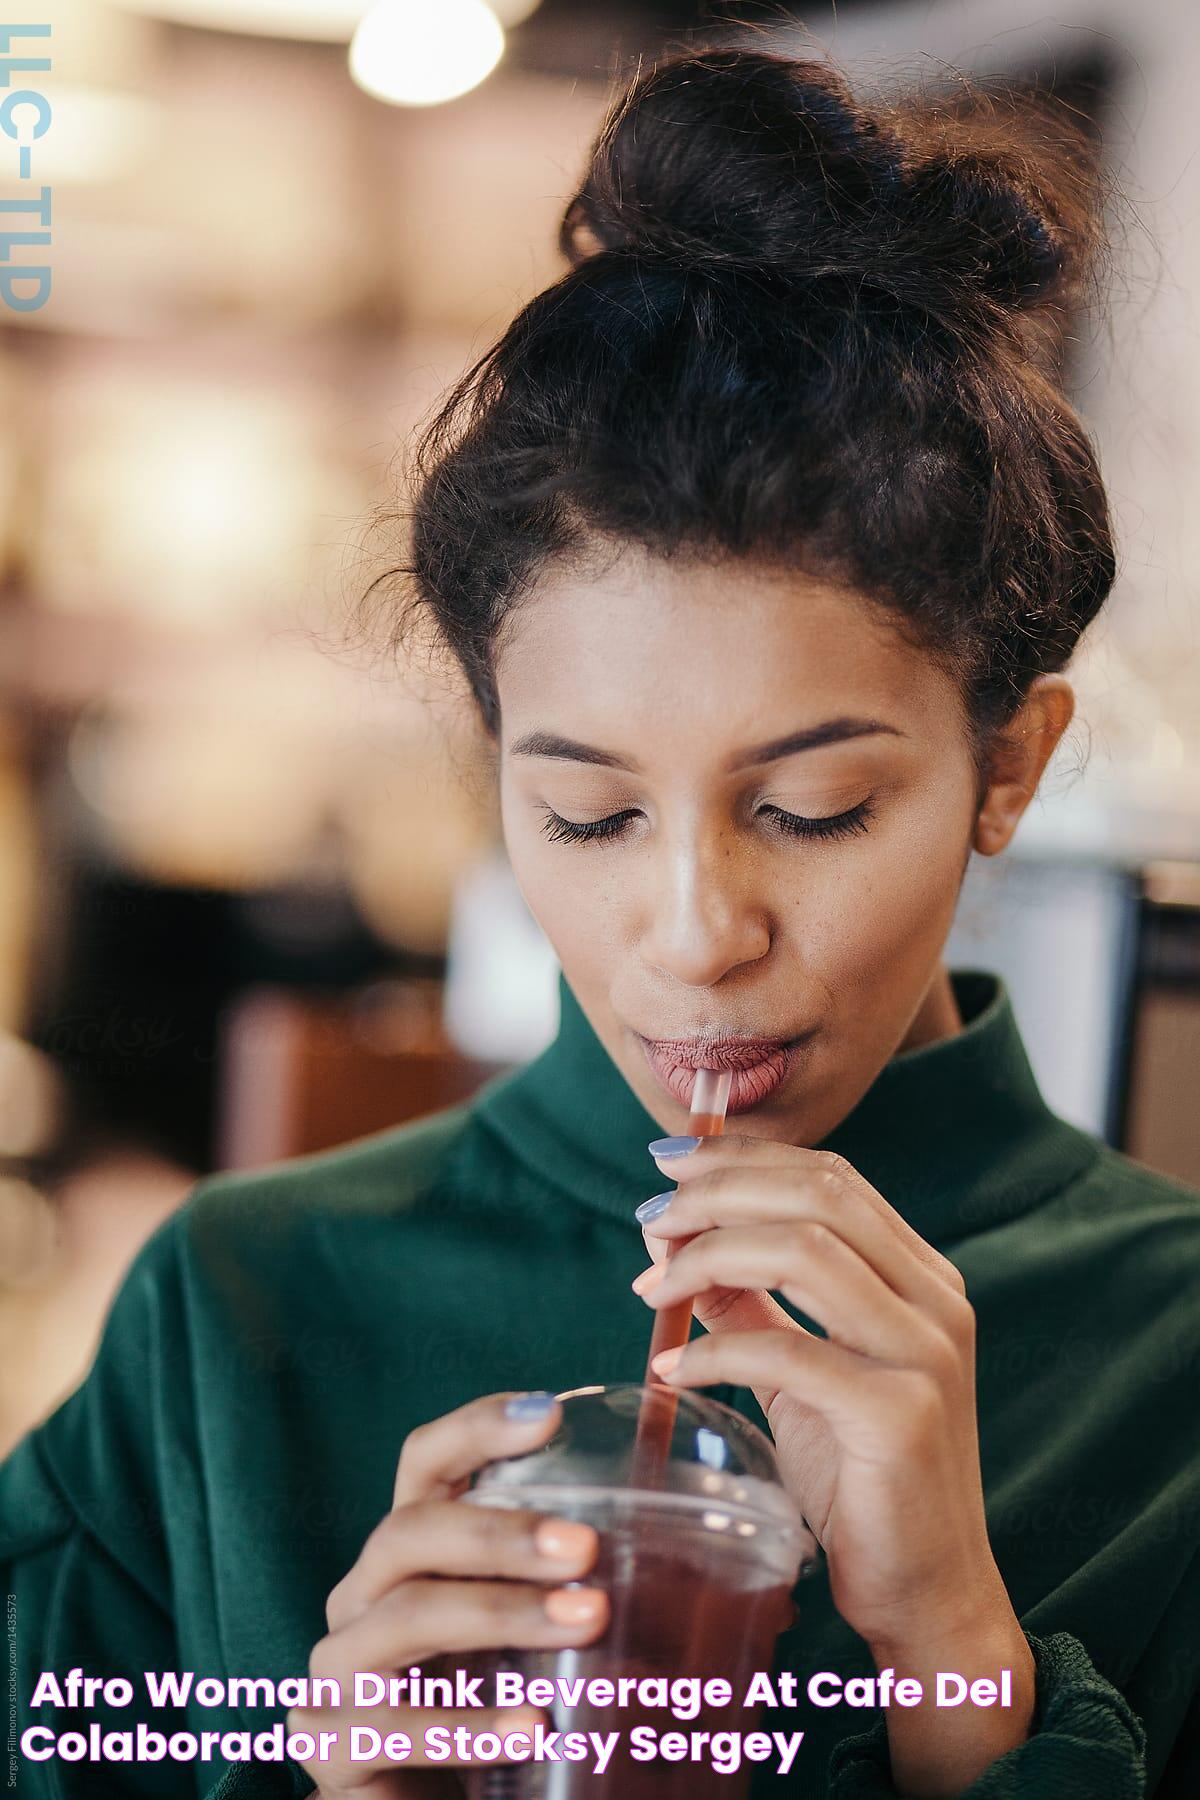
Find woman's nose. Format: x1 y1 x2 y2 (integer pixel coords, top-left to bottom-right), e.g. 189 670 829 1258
639 830 771 985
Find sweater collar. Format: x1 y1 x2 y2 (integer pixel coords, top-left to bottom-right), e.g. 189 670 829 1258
474 968 1098 1249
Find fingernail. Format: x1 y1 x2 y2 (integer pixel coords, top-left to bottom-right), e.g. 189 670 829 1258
545 1587 605 1625
651 1347 684 1378
635 1191 675 1225
649 1136 702 1159
504 1392 557 1422
535 1519 595 1563
631 1264 666 1296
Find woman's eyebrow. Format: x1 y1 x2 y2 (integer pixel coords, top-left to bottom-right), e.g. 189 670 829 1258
508 717 904 774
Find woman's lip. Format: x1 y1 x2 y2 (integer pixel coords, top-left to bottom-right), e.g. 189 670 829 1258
639 1035 793 1071
638 1034 804 1113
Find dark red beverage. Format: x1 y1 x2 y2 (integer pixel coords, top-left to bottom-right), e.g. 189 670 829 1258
457 1387 811 1800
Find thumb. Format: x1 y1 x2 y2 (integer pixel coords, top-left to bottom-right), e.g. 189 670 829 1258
640 1223 804 1337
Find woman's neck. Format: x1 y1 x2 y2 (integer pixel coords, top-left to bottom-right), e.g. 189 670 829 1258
899 964 963 1054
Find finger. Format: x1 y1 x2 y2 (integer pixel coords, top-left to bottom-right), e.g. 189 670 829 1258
393 1392 562 1508
650 1133 944 1265
641 1221 943 1364
650 1326 902 1446
650 1130 823 1186
330 1501 598 1628
643 1170 929 1303
640 1219 670 1264
633 1245 802 1338
321 1576 610 1672
647 1138 967 1316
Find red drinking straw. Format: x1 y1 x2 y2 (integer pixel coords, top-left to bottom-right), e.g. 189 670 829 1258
632 1067 733 1484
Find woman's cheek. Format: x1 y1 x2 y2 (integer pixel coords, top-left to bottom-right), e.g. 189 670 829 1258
802 806 968 1011
882 820 968 954
506 827 619 966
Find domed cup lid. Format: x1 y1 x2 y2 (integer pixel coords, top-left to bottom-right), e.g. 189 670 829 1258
471 1383 817 1569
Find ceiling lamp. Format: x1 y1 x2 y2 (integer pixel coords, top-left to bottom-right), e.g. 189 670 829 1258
349 0 504 107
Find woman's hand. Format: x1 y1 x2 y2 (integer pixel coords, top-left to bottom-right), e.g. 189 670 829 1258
288 1392 609 1798
635 1134 1035 1798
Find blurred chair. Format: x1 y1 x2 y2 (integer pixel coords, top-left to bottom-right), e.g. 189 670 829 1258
215 981 513 1169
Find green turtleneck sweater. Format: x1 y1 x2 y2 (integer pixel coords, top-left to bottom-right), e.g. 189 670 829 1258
3 971 1198 1798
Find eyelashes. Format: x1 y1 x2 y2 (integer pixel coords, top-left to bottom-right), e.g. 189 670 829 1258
536 800 875 847
538 807 639 846
766 800 874 842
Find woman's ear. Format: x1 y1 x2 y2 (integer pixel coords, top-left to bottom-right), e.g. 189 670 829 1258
973 676 1075 857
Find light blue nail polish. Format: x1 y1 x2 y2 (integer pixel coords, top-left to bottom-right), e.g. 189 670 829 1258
504 1392 557 1422
635 1191 675 1225
649 1136 702 1158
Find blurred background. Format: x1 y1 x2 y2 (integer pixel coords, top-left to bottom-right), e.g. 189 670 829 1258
1 0 1198 1452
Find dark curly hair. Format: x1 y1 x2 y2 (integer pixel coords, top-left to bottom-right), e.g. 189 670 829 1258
364 47 1116 770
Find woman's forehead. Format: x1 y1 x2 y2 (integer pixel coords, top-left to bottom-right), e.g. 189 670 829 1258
494 549 956 740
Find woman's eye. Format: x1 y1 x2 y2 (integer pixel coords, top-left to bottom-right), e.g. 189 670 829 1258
761 799 874 842
537 807 639 845
536 800 874 846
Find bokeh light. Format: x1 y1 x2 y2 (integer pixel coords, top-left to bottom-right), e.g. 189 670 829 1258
349 0 504 107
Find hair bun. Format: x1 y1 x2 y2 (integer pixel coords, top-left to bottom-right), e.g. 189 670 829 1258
561 49 1095 319
898 154 1065 305
560 51 905 273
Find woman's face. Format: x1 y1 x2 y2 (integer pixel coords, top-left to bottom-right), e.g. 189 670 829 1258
493 547 985 1144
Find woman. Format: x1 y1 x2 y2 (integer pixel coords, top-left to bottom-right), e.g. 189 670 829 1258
4 46 1198 1800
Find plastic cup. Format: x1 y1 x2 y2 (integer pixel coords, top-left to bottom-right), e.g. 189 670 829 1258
453 1383 817 1799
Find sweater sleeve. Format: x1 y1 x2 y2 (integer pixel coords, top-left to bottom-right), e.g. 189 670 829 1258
0 1211 303 1800
828 1630 1153 1798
